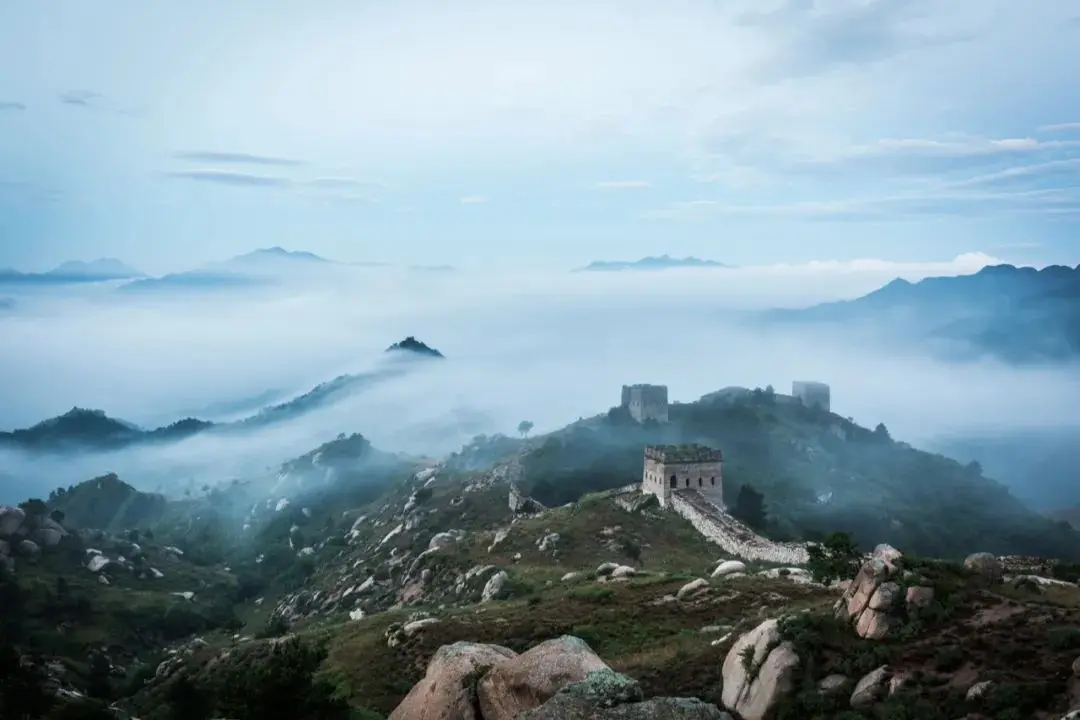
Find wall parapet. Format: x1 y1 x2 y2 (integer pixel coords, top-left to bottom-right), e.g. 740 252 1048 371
645 444 722 464
670 489 809 565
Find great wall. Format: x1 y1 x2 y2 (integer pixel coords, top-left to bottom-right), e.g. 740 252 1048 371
610 484 810 565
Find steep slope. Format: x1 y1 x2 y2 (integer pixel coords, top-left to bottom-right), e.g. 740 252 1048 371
5 418 1080 719
762 263 1080 363
511 390 1080 561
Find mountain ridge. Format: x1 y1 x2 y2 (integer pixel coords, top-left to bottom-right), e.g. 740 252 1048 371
0 337 446 453
0 257 144 284
762 263 1080 363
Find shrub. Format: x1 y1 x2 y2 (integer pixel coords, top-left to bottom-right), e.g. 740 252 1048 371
806 532 862 585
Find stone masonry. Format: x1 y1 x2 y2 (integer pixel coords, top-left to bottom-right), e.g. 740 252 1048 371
671 489 810 565
620 384 669 423
642 444 723 508
792 381 830 412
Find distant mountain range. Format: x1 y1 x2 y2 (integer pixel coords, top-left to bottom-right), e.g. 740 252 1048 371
118 247 334 292
0 337 445 453
763 263 1080 364
0 258 144 284
575 255 732 272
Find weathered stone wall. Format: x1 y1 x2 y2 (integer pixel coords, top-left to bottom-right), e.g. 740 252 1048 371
792 381 831 412
623 384 669 423
670 489 809 565
641 456 670 506
642 458 723 507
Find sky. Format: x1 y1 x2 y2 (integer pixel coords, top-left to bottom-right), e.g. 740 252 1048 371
0 0 1078 274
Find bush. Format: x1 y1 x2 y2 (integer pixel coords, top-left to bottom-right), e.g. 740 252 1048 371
211 637 350 720
806 531 862 585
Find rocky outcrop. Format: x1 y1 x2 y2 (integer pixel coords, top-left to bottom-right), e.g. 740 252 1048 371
720 618 800 720
390 641 518 720
964 552 1003 585
393 637 732 720
478 636 610 719
670 489 808 565
0 506 27 536
834 544 934 640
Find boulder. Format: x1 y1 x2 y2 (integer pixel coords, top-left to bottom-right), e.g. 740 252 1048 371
964 553 1003 585
850 665 890 708
478 635 610 720
482 571 508 602
0 506 26 536
676 579 710 601
966 680 993 700
721 619 800 720
836 545 906 640
17 539 40 558
389 641 518 720
35 517 67 546
904 585 934 610
713 560 746 577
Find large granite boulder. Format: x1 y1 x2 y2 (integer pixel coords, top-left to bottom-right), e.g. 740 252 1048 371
478 635 610 720
0 506 26 536
720 618 800 720
389 641 517 720
835 544 907 640
963 552 1003 586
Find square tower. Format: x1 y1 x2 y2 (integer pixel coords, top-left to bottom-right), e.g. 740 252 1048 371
641 444 723 508
620 384 669 423
792 381 830 412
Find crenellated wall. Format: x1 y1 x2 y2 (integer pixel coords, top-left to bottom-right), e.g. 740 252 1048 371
670 488 809 565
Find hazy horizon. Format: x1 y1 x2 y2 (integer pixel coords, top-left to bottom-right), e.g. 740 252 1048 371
2 253 1079 508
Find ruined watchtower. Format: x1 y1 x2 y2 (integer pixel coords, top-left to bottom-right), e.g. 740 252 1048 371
620 384 669 423
641 444 723 508
792 381 831 412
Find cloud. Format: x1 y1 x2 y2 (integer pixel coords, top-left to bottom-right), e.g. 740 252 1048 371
592 180 652 190
59 90 103 107
173 151 305 167
0 101 26 112
3 255 1077 504
1039 123 1080 134
164 169 292 187
305 177 386 191
644 187 1080 222
460 195 488 204
737 0 971 81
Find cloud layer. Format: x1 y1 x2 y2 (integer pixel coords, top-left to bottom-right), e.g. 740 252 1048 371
1 257 1078 501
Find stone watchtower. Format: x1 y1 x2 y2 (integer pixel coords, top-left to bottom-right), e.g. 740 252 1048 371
641 444 723 508
792 381 830 412
620 384 669 423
